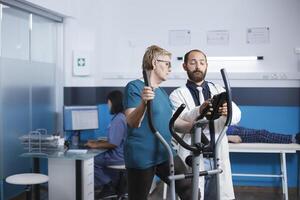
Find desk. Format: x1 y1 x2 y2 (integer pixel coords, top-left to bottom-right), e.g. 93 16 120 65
229 143 300 200
22 149 106 200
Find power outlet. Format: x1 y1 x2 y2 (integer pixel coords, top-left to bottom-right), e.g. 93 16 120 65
262 75 269 79
295 47 300 54
270 73 278 79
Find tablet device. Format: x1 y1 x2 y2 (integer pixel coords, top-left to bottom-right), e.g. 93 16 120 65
208 92 227 120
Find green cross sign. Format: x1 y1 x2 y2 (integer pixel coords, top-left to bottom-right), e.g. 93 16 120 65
77 58 86 67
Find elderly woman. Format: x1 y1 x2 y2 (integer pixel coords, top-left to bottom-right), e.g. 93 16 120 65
123 45 194 200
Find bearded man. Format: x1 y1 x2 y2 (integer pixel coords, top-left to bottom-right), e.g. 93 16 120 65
169 49 241 200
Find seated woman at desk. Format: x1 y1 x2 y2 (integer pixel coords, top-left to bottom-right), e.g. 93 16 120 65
86 90 127 198
227 125 300 144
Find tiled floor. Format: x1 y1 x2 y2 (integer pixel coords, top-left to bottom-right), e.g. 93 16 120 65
149 182 299 200
10 183 299 200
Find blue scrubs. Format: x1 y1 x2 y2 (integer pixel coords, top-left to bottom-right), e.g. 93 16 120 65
94 113 127 187
123 79 175 169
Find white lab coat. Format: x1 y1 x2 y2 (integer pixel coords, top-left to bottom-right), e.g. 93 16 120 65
169 82 241 200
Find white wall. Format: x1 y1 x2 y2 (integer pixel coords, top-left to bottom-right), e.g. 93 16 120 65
27 0 300 87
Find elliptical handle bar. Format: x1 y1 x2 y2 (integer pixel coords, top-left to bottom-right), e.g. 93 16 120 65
142 69 177 200
214 69 233 200
142 70 157 133
169 104 199 152
171 103 186 121
220 69 232 126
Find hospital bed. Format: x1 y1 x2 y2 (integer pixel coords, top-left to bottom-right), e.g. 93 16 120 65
229 143 300 200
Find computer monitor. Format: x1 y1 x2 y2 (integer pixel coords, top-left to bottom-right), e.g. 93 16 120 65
63 106 99 131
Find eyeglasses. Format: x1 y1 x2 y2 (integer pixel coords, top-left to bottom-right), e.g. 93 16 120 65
156 59 171 68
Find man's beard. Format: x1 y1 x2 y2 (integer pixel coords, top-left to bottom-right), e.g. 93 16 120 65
187 69 207 83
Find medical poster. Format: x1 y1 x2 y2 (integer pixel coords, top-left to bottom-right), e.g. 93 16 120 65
207 30 229 45
247 27 270 44
169 30 191 46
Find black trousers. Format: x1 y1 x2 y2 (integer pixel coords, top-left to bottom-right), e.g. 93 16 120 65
127 155 197 200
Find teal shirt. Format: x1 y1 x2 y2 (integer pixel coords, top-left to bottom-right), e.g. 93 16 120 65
124 79 175 169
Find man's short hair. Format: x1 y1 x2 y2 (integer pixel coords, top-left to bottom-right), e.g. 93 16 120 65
142 45 171 70
183 49 207 64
